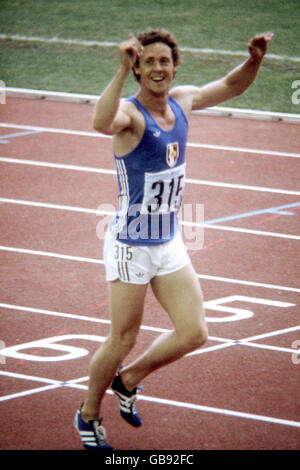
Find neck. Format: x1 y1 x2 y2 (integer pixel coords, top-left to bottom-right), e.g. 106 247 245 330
136 89 169 115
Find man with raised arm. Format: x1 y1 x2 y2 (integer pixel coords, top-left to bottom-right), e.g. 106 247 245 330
74 29 272 450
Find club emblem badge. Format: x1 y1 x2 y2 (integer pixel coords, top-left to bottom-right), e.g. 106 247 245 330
166 142 179 168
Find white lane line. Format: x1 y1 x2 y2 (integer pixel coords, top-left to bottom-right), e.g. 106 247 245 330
138 393 300 429
196 273 300 293
0 384 62 402
1 157 300 196
0 245 104 264
187 142 300 159
0 302 236 358
0 157 116 175
0 122 106 138
1 122 300 159
1 370 299 429
239 342 299 355
241 325 300 343
185 179 300 196
0 197 112 215
2 301 297 353
1 198 300 241
1 302 298 353
6 87 300 123
1 246 300 293
0 370 61 384
1 34 300 63
199 223 300 240
0 370 64 402
0 303 170 335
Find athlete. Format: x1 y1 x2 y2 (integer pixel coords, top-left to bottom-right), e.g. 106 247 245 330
74 29 273 449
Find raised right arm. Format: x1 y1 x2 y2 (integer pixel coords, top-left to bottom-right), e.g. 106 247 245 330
93 35 143 135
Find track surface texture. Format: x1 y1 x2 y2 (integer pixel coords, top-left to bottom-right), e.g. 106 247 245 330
0 97 299 451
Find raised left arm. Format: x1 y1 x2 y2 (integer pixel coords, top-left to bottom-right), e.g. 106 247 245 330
171 33 273 112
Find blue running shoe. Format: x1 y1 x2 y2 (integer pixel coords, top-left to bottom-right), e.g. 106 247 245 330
73 404 113 450
111 369 142 427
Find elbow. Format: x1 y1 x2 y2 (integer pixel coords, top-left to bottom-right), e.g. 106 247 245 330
93 123 105 134
93 117 112 135
93 115 103 133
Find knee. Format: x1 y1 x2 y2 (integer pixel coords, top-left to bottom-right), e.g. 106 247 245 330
184 323 208 352
109 329 138 355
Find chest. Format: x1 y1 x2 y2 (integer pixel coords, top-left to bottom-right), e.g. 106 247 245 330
149 106 176 131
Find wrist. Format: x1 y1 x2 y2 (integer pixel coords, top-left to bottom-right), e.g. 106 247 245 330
118 63 132 78
248 54 263 66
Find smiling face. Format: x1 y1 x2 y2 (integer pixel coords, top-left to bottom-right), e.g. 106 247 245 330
134 42 176 95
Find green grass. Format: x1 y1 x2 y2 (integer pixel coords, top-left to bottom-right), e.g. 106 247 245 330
1 0 300 113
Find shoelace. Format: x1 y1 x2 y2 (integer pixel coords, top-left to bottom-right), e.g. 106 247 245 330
93 421 107 446
125 386 142 414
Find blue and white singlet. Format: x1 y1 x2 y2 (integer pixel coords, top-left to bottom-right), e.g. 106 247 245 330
110 95 189 246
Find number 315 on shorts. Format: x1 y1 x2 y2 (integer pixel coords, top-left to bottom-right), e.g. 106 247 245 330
114 243 134 262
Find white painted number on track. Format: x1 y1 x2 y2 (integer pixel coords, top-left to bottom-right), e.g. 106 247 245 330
0 297 296 362
1 334 106 362
204 295 295 322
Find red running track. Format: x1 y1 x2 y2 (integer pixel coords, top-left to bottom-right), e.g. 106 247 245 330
0 97 299 451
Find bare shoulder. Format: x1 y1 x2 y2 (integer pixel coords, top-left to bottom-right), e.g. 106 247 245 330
170 85 197 116
119 98 138 118
113 99 145 156
119 98 145 130
106 98 143 137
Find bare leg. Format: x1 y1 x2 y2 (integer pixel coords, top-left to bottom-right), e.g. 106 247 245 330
119 264 208 391
81 279 148 422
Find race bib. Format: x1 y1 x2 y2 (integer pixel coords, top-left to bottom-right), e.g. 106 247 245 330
140 163 185 215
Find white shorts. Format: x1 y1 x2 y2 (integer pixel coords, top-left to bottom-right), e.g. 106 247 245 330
103 229 191 284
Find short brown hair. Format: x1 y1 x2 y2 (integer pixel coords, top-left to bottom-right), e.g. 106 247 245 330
133 28 180 82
